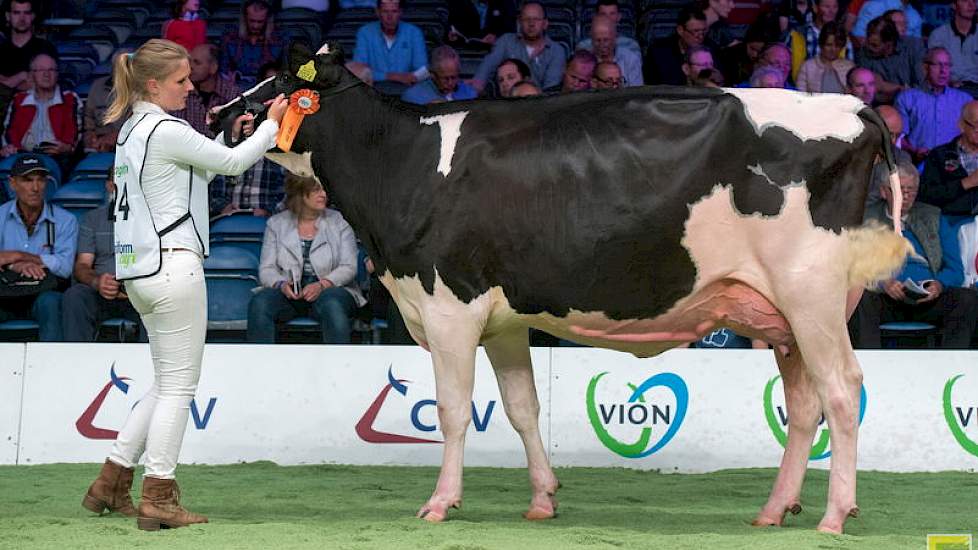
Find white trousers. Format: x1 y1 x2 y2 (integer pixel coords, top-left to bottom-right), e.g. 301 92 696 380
108 251 206 479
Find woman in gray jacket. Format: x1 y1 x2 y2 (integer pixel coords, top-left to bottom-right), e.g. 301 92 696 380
247 174 366 343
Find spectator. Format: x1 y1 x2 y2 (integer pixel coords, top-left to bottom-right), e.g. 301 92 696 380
896 48 972 162
864 105 912 210
472 1 566 93
549 50 597 93
918 101 978 216
446 0 517 51
682 46 715 85
0 0 57 128
578 14 642 87
750 65 786 88
220 0 287 81
402 46 478 104
353 0 428 95
593 61 624 90
209 62 284 218
1 54 81 164
495 58 532 97
644 6 709 86
852 0 922 42
849 160 978 349
927 0 978 99
83 50 130 154
752 43 792 88
699 0 737 50
847 66 878 105
882 9 926 75
62 170 144 342
855 16 923 104
511 80 542 96
796 22 853 93
0 154 76 341
720 12 781 85
578 0 641 56
247 175 366 344
778 0 814 34
173 44 240 137
788 0 852 82
162 0 207 53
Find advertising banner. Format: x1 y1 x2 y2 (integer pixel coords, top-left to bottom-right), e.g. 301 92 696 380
0 344 24 464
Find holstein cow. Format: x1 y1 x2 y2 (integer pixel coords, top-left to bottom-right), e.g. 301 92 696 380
215 43 911 533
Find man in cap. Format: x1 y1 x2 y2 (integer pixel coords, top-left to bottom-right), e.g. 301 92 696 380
0 153 77 341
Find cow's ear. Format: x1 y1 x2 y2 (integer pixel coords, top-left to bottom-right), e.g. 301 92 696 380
288 42 315 75
316 41 346 66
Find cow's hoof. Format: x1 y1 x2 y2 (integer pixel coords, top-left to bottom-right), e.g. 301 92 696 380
417 500 460 523
815 523 843 535
750 516 782 527
524 497 558 520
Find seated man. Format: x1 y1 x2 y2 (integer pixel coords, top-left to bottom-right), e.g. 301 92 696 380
1 54 81 162
593 61 624 89
547 50 597 93
644 6 709 86
173 44 240 137
919 100 978 216
401 46 478 104
446 0 517 51
62 170 144 342
220 0 287 81
928 0 978 98
0 154 77 341
83 51 130 153
578 0 641 56
577 14 642 87
471 1 566 93
353 0 428 94
682 46 715 85
846 66 878 105
855 16 923 104
849 160 978 348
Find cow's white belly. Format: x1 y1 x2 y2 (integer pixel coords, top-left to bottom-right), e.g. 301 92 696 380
379 184 849 356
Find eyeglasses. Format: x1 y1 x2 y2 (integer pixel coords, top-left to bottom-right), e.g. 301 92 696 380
682 25 707 36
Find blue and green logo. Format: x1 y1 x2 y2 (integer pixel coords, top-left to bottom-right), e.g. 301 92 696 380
943 374 978 458
586 371 688 458
763 375 867 460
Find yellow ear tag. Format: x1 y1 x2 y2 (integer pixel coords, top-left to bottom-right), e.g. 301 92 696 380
297 61 317 82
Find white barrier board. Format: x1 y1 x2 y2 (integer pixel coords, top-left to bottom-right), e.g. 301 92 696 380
16 344 549 467
0 344 24 464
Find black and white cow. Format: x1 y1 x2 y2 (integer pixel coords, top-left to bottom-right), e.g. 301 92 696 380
216 43 912 534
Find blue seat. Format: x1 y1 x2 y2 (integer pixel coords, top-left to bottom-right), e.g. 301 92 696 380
0 153 62 185
98 318 139 342
0 319 40 342
210 213 268 258
71 153 114 180
52 179 106 221
204 246 260 336
880 321 939 349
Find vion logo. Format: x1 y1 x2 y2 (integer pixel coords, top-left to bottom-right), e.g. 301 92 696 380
942 374 978 458
355 366 496 444
76 363 218 439
763 375 867 460
586 371 688 458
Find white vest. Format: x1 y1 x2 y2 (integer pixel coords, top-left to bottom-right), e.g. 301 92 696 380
113 112 210 280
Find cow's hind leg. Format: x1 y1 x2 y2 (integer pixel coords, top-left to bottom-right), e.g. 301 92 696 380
483 326 560 520
415 290 487 522
753 343 820 527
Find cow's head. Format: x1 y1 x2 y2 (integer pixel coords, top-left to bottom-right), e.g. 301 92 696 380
210 41 358 140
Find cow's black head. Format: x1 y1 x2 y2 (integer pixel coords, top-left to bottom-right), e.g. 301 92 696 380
211 42 355 139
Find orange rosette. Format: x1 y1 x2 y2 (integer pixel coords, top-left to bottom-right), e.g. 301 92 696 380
290 89 320 115
277 89 320 152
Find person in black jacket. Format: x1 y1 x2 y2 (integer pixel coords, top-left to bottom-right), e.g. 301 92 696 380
918 101 978 216
446 0 517 51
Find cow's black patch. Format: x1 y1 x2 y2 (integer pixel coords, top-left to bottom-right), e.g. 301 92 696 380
220 45 885 321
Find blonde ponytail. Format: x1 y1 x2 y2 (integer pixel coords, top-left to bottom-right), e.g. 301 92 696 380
103 39 190 125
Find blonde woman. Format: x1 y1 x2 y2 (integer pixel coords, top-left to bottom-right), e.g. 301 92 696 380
81 39 287 530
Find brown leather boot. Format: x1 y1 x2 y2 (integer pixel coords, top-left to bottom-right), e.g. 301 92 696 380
136 477 208 530
82 459 137 516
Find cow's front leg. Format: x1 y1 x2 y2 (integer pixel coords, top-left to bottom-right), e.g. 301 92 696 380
484 326 559 520
415 286 487 522
754 343 819 527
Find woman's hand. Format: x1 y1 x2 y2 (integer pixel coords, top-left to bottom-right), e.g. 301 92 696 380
265 94 288 125
281 280 298 300
302 280 327 302
230 113 255 142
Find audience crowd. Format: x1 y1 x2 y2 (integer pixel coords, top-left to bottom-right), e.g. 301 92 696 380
1 0 978 348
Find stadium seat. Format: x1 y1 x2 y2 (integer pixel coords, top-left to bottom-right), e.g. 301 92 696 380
880 321 939 349
0 319 39 342
71 153 114 180
210 213 268 258
51 179 107 221
204 246 260 338
98 318 139 342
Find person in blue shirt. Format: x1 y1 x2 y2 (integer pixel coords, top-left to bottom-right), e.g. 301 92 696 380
402 46 478 104
0 153 77 341
353 0 429 94
849 160 978 348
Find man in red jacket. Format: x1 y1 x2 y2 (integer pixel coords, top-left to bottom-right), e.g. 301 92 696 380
1 53 81 160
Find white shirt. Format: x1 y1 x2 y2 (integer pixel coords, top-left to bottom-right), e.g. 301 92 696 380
132 101 278 252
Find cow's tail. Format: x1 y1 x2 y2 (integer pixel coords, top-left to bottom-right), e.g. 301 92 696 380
857 106 903 233
846 222 913 288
